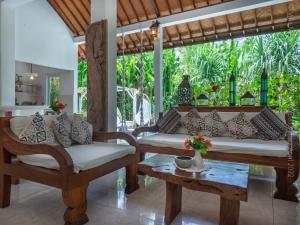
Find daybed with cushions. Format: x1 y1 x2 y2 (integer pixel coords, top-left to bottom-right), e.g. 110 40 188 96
0 114 139 225
133 106 299 202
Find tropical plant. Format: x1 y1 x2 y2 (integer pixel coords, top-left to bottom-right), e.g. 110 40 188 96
78 30 300 130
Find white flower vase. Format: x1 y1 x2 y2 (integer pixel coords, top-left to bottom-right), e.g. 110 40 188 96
193 150 205 169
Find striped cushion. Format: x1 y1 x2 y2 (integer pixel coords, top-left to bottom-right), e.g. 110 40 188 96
157 108 181 134
251 107 290 140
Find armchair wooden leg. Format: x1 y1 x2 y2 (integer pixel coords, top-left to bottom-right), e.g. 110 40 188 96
0 174 11 208
62 185 89 225
11 177 20 185
125 164 139 194
274 167 298 202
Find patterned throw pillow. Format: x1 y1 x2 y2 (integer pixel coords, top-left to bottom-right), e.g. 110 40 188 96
71 114 93 144
202 110 227 137
157 108 181 134
181 108 205 135
251 107 290 140
225 112 257 139
52 113 73 148
19 113 56 145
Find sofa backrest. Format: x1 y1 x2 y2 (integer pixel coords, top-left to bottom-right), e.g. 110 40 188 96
173 106 291 134
10 115 58 137
10 115 93 137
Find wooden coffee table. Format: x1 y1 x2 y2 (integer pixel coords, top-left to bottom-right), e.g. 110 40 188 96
138 154 249 225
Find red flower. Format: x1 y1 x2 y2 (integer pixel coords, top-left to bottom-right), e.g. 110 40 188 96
204 139 212 148
56 102 65 110
211 85 218 92
196 134 204 141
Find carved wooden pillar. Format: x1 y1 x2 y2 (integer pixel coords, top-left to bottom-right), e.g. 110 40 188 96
86 20 108 131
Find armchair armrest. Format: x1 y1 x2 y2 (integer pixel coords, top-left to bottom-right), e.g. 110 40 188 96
93 131 137 147
0 119 74 175
132 125 159 137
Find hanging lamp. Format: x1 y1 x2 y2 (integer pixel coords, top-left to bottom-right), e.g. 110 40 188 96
23 64 38 80
150 20 160 39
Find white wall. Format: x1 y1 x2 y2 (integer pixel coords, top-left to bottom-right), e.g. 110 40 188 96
15 0 77 71
0 1 15 105
0 0 78 112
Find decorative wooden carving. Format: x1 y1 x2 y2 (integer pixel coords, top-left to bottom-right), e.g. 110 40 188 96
86 20 108 131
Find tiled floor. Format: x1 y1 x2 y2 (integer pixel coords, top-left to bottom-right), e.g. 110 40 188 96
0 170 298 225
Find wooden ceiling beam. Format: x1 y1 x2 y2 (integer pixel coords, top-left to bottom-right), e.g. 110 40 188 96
115 0 289 36
139 0 150 20
80 0 90 15
64 0 88 29
178 0 184 12
114 18 300 56
129 0 140 22
225 15 230 32
61 0 85 33
119 0 131 24
75 0 90 22
48 0 78 36
127 0 151 47
150 0 160 17
161 20 300 51
198 21 204 36
175 25 182 40
239 13 244 30
192 0 196 9
165 0 172 15
164 27 172 42
186 23 192 39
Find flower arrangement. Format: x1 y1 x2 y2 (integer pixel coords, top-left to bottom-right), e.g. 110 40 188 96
184 134 212 155
51 101 66 113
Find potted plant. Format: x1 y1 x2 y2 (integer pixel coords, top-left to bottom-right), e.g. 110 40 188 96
184 134 212 169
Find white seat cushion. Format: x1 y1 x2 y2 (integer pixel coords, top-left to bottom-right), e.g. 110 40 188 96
18 142 136 173
138 133 289 157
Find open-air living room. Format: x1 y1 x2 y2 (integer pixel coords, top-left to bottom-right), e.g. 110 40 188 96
0 0 300 225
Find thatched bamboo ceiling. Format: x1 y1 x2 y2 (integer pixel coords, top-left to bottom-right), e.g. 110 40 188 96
48 0 300 60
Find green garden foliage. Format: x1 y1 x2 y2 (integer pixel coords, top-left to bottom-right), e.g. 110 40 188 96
78 30 300 129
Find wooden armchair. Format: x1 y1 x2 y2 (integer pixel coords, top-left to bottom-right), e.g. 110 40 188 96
0 117 139 225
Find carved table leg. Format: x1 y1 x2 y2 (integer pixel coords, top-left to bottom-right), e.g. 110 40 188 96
0 174 11 208
274 167 298 202
220 197 240 225
62 185 89 225
125 163 139 194
165 182 182 225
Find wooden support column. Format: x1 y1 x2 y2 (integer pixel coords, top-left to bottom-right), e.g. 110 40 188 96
86 21 108 131
154 26 163 120
87 0 117 132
